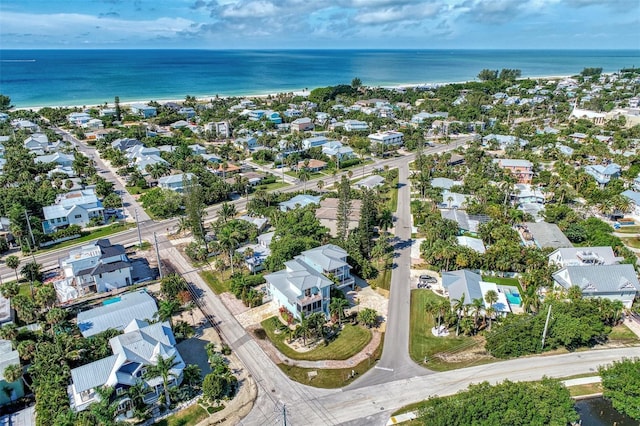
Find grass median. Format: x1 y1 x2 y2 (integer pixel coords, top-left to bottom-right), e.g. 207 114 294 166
260 316 371 361
278 334 384 388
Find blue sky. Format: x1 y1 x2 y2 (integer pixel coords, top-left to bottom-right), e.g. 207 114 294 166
1 0 639 49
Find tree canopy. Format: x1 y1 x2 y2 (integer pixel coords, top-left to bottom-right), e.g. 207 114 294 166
416 378 578 426
599 357 640 420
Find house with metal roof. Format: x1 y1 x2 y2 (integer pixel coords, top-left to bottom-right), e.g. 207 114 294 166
265 244 354 320
56 239 133 299
548 247 622 268
442 270 510 314
584 163 621 186
35 152 75 168
552 264 640 308
157 173 195 193
519 222 572 249
69 318 185 414
0 340 24 406
456 236 486 254
279 194 321 212
42 189 104 234
77 290 158 337
353 175 385 190
236 231 275 274
430 177 463 190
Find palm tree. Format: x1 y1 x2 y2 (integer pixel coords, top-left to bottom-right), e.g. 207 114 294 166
357 308 378 328
156 299 180 326
0 282 19 299
219 202 236 223
146 162 169 180
329 297 349 324
317 180 325 191
471 298 484 332
5 256 19 283
217 226 241 274
485 305 497 330
452 293 466 336
378 208 394 232
3 364 22 385
295 313 312 346
144 354 181 408
484 290 498 307
298 168 311 194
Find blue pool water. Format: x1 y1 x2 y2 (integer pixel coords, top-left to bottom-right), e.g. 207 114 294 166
506 293 521 306
102 297 121 306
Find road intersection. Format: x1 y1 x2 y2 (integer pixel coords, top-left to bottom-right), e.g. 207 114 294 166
2 134 631 425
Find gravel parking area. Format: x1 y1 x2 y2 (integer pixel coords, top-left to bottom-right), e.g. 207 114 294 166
236 300 279 327
344 285 389 330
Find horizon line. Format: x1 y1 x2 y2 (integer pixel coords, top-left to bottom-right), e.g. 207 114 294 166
2 47 640 52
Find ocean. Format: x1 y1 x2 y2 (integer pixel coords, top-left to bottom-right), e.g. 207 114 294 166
0 49 638 108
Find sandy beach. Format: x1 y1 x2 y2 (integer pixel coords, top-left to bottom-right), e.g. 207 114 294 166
13 74 575 112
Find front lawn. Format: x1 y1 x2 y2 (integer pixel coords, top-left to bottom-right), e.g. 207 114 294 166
613 225 640 234
620 237 640 249
409 289 486 371
200 270 230 294
608 324 640 343
156 404 208 426
567 382 603 397
278 335 383 388
371 267 392 291
256 181 289 191
260 316 372 361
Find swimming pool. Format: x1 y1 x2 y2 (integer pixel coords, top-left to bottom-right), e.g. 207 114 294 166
506 293 521 305
102 296 121 305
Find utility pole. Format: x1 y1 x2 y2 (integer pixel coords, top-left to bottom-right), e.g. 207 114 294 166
282 404 287 426
154 232 163 279
134 209 142 248
541 304 552 350
24 210 35 248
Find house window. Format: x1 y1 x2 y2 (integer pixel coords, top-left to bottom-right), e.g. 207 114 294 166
305 289 311 297
74 214 82 219
116 387 125 396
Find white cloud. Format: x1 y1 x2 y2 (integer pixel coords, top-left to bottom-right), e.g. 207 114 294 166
0 11 195 42
220 1 279 18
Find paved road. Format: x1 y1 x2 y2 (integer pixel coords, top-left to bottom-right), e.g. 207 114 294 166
347 160 430 389
284 346 639 426
1 134 498 425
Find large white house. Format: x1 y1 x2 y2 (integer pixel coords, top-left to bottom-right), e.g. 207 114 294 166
56 239 133 298
552 264 640 308
368 131 404 149
157 173 195 193
548 247 622 268
69 316 185 415
265 244 354 320
42 189 104 234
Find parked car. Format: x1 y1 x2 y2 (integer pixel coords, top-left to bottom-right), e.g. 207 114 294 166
419 274 437 285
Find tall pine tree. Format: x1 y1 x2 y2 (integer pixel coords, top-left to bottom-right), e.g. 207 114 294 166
357 188 377 258
336 175 352 241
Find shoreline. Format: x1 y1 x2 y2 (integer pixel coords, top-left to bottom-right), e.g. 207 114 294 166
13 73 574 112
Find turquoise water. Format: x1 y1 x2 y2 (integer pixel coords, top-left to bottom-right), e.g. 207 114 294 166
1 49 639 107
506 293 521 306
102 296 121 306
